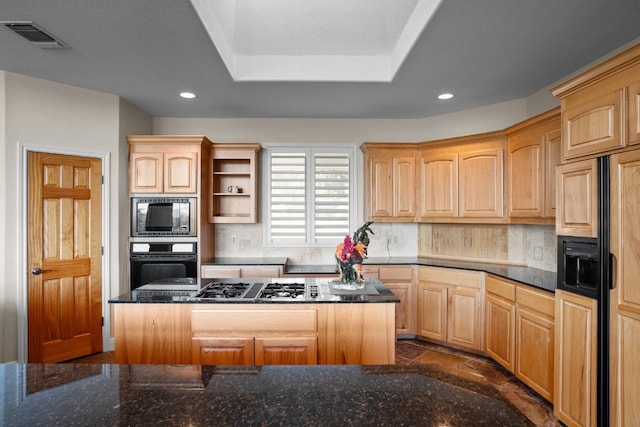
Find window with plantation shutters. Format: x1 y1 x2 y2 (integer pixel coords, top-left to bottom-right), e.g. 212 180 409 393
265 146 355 246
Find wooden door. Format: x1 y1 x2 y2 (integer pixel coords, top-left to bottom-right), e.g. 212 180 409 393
458 147 504 218
609 149 640 426
419 151 458 219
27 152 102 363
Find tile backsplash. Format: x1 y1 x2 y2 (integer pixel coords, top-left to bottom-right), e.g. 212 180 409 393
214 222 556 272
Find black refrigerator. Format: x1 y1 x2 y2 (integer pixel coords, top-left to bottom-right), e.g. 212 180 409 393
557 156 610 427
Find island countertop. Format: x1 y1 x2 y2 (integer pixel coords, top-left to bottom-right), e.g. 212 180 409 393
108 277 401 304
1 363 533 426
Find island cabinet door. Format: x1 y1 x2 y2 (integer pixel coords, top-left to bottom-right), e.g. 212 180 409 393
255 337 317 365
192 338 254 365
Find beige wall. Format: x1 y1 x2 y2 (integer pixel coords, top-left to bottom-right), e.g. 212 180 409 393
0 72 150 362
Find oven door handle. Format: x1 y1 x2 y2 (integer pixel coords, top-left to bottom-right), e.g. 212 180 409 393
130 255 197 262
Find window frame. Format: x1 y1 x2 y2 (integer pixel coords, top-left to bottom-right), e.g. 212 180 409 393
262 144 358 247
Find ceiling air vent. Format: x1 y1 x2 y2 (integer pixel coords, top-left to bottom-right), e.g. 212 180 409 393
3 21 68 48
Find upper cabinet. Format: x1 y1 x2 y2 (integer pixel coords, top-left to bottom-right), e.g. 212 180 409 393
418 136 506 222
209 143 261 223
555 158 598 238
361 144 417 222
552 44 640 161
506 108 561 222
128 135 210 194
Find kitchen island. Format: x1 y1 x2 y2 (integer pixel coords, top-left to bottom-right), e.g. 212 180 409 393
0 362 533 426
109 278 400 366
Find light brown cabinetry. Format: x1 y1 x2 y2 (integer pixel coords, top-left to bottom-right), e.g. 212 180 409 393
609 149 640 427
361 144 417 222
552 45 640 160
506 108 561 221
484 276 516 372
379 266 415 336
113 304 192 364
554 289 598 427
209 143 261 223
484 275 555 402
418 138 505 222
515 286 555 402
556 158 598 237
128 135 208 194
114 301 395 365
417 267 483 351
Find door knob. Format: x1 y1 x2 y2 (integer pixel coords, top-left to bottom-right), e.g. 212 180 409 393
31 268 52 275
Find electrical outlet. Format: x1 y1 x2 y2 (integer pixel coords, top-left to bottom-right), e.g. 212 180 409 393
533 246 543 260
231 235 237 244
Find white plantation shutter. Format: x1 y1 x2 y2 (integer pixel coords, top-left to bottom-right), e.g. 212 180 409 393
266 146 355 246
313 152 350 243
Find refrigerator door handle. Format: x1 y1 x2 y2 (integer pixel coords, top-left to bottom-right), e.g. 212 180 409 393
609 252 616 289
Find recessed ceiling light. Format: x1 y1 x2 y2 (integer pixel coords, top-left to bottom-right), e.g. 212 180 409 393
438 93 454 100
180 92 196 99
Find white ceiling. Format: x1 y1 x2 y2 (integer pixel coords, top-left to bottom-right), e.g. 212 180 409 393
1 0 640 118
191 0 442 81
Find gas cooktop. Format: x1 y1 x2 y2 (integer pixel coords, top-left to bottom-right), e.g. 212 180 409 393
192 280 320 301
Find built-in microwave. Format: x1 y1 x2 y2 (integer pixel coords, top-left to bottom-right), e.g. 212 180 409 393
131 197 197 237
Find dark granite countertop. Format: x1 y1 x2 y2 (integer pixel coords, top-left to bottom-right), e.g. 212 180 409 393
1 363 533 426
203 257 557 292
109 277 400 304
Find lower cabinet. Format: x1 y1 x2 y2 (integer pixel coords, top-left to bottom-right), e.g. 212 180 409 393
379 266 416 336
114 302 396 365
554 289 597 427
484 275 555 402
417 267 483 351
192 336 317 365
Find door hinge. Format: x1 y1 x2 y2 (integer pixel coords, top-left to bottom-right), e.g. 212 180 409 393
101 246 104 255
101 175 104 185
101 316 104 327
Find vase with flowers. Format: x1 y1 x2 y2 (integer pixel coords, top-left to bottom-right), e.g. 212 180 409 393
332 222 374 290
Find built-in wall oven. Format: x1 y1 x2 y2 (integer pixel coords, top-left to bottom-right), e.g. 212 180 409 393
129 241 197 291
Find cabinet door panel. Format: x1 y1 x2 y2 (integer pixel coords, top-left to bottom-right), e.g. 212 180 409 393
554 290 597 427
508 141 543 218
394 156 416 217
516 306 554 401
164 152 197 193
563 89 624 159
419 152 458 218
386 282 414 335
545 129 562 217
417 283 447 342
629 82 640 146
610 149 640 427
459 148 504 218
448 287 482 350
255 337 317 365
485 294 515 372
370 158 393 218
192 337 254 365
556 159 598 237
130 152 163 193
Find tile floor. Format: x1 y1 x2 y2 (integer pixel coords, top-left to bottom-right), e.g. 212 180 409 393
68 338 559 426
